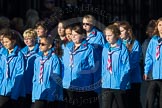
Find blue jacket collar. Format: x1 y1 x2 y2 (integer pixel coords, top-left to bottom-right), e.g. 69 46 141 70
105 39 122 52
38 48 54 59
7 45 20 57
25 44 39 54
122 38 132 46
32 44 39 52
86 27 97 40
67 39 88 54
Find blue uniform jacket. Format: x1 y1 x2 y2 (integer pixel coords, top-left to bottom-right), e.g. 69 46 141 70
62 40 96 91
32 49 63 102
21 44 39 94
102 39 130 90
86 27 106 46
145 35 162 79
123 40 142 83
86 27 106 93
0 46 24 100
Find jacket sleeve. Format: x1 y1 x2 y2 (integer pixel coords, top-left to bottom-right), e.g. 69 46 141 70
97 32 106 46
144 39 153 75
0 55 6 82
101 48 106 82
11 53 24 100
49 56 63 101
120 48 131 90
129 41 142 70
32 58 37 83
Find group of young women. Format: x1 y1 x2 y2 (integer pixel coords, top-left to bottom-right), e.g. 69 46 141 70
0 14 162 108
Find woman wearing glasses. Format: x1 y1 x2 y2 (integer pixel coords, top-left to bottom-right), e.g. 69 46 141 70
82 14 106 108
32 36 63 108
82 14 106 46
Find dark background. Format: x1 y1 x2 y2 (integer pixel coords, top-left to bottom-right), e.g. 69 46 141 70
0 0 162 43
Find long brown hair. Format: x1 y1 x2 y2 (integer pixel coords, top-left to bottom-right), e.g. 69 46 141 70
119 21 135 52
153 17 162 36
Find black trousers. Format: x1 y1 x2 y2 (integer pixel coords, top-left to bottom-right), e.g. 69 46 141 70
0 95 10 108
127 83 142 108
24 94 32 108
31 100 62 108
101 88 127 108
145 80 162 108
140 80 151 108
63 89 99 108
0 95 24 108
32 100 48 108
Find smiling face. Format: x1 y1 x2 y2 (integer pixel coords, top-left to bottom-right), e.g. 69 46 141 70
24 37 35 47
65 28 72 41
3 37 15 50
23 28 37 47
39 37 52 53
71 30 84 45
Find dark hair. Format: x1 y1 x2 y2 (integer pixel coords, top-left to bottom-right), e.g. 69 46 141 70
146 19 156 36
40 36 54 45
57 20 67 28
65 25 72 30
1 28 25 48
35 20 48 30
72 24 86 36
41 36 63 57
53 39 63 57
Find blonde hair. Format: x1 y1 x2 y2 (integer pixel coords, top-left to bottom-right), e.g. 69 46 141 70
23 28 37 39
83 14 95 25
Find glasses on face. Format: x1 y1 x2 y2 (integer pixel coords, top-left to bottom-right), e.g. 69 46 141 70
82 23 91 26
24 38 33 41
39 43 48 46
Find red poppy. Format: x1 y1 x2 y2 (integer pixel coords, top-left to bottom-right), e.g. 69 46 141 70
91 31 96 35
83 44 87 47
